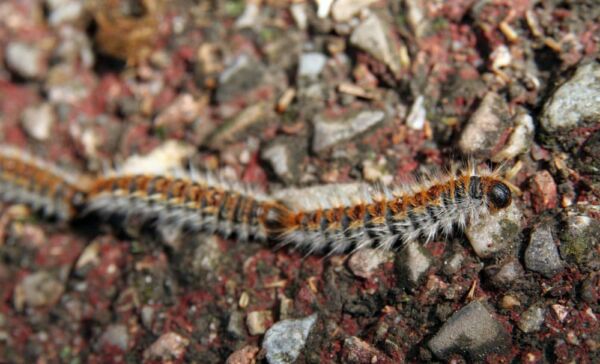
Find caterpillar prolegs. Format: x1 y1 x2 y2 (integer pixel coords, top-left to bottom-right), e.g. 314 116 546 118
0 146 513 254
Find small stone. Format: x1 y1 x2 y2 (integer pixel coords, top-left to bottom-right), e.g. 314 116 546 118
5 42 47 79
348 249 394 279
143 332 190 361
47 0 85 25
21 103 55 141
290 3 308 30
540 62 600 133
492 113 535 162
227 311 247 339
331 0 378 21
406 95 426 130
405 0 428 38
316 0 334 18
99 324 129 351
466 203 521 258
458 92 511 158
207 102 271 148
261 138 303 183
235 3 261 29
530 171 558 213
559 214 600 266
154 93 202 127
191 236 223 273
262 313 318 364
524 222 564 278
551 304 569 322
499 295 521 310
226 345 260 364
120 140 195 175
442 252 464 276
298 53 327 80
45 64 91 103
485 259 524 288
217 54 266 103
517 305 546 333
428 301 510 360
580 273 599 304
14 271 64 310
312 109 386 152
246 310 273 336
397 241 431 285
342 336 394 364
350 13 403 75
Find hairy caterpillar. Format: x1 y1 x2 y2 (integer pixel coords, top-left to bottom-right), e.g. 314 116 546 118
0 146 514 255
84 171 284 242
272 165 513 255
0 146 89 220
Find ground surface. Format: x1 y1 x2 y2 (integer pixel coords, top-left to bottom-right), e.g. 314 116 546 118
0 0 599 363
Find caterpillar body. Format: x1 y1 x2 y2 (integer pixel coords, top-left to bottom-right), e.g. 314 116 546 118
272 166 513 255
84 172 284 242
0 146 89 220
0 146 514 254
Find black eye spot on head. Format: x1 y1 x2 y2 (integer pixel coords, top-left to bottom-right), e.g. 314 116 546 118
487 182 512 209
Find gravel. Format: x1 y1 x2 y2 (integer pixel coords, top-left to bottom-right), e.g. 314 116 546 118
540 61 600 132
350 13 403 75
262 313 318 364
312 109 386 152
458 92 511 158
517 305 546 333
524 222 565 278
428 301 510 360
465 203 522 258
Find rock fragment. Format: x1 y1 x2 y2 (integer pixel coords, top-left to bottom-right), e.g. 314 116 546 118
312 109 385 152
262 313 318 364
298 53 327 80
397 241 431 285
342 336 394 364
348 249 394 279
331 0 378 22
5 42 47 79
559 214 600 266
517 305 546 333
21 103 56 141
99 324 129 351
226 345 260 364
217 54 266 103
246 310 273 336
524 222 564 278
458 92 511 158
14 271 64 310
540 62 600 133
143 332 190 361
466 204 521 258
350 13 403 75
428 301 510 360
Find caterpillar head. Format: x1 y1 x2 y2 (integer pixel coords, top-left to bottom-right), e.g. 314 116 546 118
486 180 512 211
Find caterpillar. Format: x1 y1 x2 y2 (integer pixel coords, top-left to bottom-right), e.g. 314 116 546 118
272 165 513 255
0 146 514 255
0 146 89 220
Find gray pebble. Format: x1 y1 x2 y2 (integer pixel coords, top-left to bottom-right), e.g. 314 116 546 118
14 271 64 309
540 61 600 132
5 42 46 79
517 305 545 333
466 203 521 258
99 324 129 351
524 223 564 278
21 103 55 141
350 13 402 75
485 259 524 288
312 109 385 152
559 214 600 267
428 301 510 360
217 54 265 103
262 313 318 364
298 53 327 80
397 241 431 285
458 92 511 158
